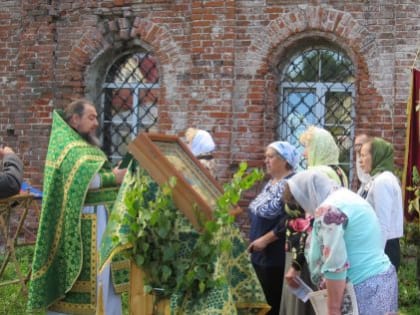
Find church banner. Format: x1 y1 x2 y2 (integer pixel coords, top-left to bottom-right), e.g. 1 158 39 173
402 68 420 219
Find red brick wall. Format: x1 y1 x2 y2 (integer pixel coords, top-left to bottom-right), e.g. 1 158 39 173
1 0 418 192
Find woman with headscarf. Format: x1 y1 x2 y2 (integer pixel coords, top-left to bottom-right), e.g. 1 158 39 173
300 125 348 186
358 137 404 271
280 126 347 315
247 141 299 315
354 133 371 192
185 127 216 176
283 170 398 315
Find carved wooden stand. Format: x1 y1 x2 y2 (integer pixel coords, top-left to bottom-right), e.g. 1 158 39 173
0 193 40 294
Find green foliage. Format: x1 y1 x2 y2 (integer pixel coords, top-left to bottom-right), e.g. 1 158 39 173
1 220 420 314
122 171 180 295
0 246 42 315
399 240 420 314
118 162 263 298
0 244 130 314
406 166 420 247
405 219 420 246
401 167 420 315
407 166 420 218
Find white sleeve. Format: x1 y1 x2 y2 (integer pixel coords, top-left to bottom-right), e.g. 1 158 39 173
89 174 101 189
369 175 394 247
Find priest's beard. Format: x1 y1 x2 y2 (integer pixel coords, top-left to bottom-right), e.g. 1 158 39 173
80 132 101 147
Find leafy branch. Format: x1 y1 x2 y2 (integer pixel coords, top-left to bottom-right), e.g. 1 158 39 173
119 162 263 298
407 166 420 217
406 166 420 244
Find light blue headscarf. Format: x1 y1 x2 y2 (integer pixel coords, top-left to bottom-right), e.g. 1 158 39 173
268 141 300 169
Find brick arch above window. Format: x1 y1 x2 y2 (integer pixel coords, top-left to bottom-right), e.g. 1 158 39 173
232 6 380 185
64 17 192 132
242 6 376 78
67 17 189 75
231 7 373 147
232 6 382 160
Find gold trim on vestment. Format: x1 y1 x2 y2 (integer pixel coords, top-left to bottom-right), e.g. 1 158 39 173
49 213 98 314
49 301 96 315
45 141 94 169
111 259 130 270
236 302 271 315
89 213 97 305
32 156 105 280
71 280 92 293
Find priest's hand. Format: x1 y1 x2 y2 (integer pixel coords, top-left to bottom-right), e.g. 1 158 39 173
113 166 127 184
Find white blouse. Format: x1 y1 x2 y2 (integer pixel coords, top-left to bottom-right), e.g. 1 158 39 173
362 171 404 247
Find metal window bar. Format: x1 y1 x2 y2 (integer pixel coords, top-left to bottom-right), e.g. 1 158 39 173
96 52 159 164
277 47 355 179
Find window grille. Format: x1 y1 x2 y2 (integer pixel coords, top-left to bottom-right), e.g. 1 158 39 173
277 46 355 178
96 52 159 164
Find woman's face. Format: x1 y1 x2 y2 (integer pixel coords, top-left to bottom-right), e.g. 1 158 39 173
265 147 287 178
359 143 372 174
302 145 309 160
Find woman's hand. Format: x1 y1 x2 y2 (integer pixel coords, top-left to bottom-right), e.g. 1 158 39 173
229 206 243 216
247 237 268 253
247 231 278 253
284 266 300 288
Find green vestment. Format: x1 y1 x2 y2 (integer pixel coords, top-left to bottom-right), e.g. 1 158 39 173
27 111 128 314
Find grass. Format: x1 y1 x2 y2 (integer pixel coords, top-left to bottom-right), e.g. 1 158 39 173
0 245 38 315
0 245 129 315
1 243 419 315
399 241 420 315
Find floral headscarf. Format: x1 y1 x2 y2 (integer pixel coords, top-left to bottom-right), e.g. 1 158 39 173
300 126 348 187
300 126 340 167
370 137 394 177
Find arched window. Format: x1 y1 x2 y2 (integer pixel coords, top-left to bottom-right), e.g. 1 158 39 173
97 51 159 163
277 44 355 177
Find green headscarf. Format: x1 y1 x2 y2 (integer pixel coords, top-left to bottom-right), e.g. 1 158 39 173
370 137 394 176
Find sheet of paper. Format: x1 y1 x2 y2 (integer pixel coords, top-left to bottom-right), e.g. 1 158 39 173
287 275 314 302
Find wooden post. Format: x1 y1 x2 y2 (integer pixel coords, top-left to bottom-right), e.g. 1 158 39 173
129 260 154 315
129 260 170 315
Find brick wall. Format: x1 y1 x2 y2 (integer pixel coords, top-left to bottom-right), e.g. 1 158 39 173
0 0 419 232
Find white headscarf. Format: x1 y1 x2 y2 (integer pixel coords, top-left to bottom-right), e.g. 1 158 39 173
287 170 338 214
190 129 215 156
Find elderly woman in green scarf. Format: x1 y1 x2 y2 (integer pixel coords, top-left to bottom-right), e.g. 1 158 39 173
358 137 404 271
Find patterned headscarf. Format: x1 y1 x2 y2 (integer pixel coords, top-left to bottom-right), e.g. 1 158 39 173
370 137 394 176
268 141 300 169
287 170 338 215
300 126 340 167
